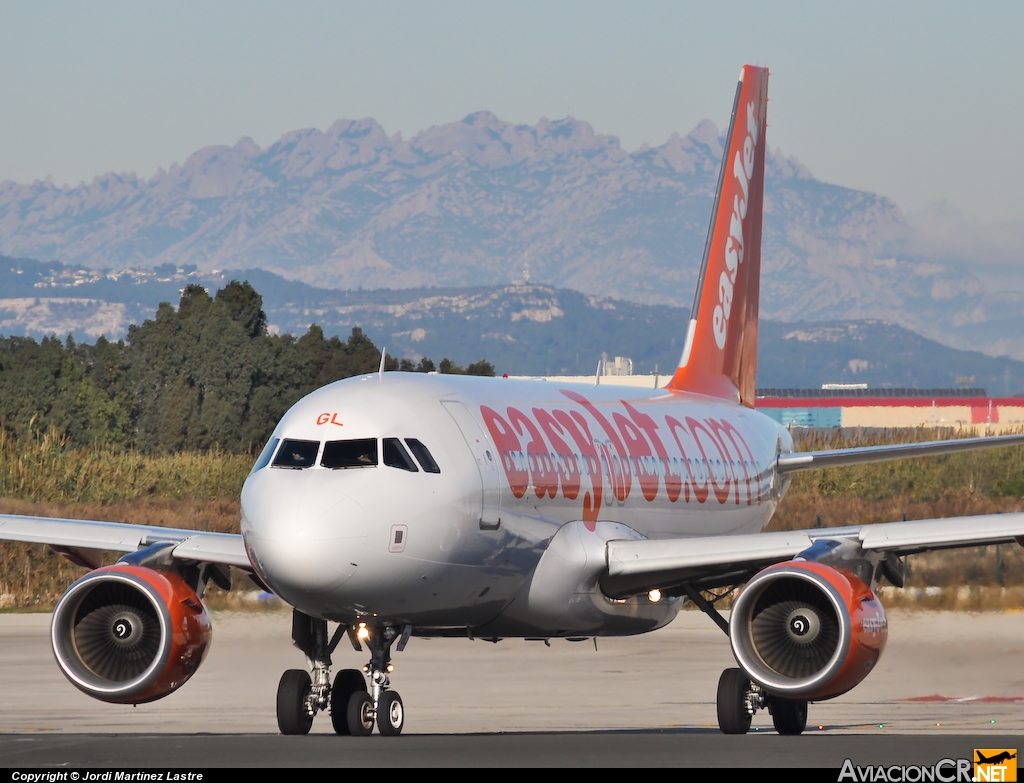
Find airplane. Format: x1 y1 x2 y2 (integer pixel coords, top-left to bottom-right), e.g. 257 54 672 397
976 752 1017 765
2 64 1023 738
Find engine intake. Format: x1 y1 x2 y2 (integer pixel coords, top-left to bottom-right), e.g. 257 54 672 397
729 562 887 700
51 565 212 704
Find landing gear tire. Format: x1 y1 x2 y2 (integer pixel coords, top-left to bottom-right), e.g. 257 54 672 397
769 697 808 735
331 669 367 735
347 691 375 736
377 690 404 736
277 669 314 735
717 668 752 735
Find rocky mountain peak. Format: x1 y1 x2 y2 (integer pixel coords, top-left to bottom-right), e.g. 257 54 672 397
0 111 1014 359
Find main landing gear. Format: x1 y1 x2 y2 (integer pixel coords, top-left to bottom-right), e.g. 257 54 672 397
716 668 808 735
681 583 809 736
276 610 410 736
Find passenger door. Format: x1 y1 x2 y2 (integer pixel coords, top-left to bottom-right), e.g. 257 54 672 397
440 400 502 530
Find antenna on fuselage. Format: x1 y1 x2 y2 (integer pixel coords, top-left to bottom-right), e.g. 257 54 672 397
594 359 602 386
379 348 387 379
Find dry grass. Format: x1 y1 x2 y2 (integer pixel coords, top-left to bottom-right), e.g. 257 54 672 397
783 427 1024 503
1 426 1023 610
0 496 245 609
766 428 1024 608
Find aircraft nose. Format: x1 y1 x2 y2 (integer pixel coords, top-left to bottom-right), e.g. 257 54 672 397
240 469 368 604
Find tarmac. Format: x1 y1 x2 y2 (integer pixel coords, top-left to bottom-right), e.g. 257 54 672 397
1 608 1022 766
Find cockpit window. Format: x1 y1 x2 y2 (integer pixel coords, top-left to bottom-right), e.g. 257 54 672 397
322 438 378 469
272 439 319 469
383 438 419 472
405 438 441 473
250 437 281 474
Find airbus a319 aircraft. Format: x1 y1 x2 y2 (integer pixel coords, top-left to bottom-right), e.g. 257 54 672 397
3 65 1024 737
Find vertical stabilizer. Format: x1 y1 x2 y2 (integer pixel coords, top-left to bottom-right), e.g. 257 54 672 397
666 66 769 407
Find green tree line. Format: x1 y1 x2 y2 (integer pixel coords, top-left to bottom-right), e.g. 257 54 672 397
0 282 494 453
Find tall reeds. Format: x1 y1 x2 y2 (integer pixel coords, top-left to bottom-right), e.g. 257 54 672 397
0 427 251 504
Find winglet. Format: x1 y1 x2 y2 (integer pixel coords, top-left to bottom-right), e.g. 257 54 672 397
665 66 769 408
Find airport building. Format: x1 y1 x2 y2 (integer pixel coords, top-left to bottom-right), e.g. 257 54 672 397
754 386 1024 433
510 368 1024 433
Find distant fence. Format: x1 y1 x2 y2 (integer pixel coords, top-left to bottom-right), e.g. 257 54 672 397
756 388 989 399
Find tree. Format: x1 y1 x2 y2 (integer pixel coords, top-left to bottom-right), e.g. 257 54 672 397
0 280 494 454
0 334 132 447
465 360 496 377
129 288 257 452
216 280 268 338
435 358 494 376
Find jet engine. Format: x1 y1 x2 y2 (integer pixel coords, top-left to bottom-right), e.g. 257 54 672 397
51 564 212 704
729 561 887 700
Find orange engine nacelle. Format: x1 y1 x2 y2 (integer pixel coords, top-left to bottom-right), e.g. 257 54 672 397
51 565 212 704
729 561 887 700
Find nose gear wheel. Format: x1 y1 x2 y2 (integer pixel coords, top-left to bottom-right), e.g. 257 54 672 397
377 691 404 736
331 669 368 735
347 691 375 736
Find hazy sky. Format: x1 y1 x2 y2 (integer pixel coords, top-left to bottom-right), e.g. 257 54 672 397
2 1 1022 225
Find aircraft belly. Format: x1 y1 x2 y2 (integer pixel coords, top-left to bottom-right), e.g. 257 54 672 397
626 499 777 539
309 503 552 626
478 520 681 638
316 549 533 626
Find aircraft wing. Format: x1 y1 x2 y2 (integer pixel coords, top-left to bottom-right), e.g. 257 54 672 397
602 512 1024 598
0 513 250 570
776 432 1024 473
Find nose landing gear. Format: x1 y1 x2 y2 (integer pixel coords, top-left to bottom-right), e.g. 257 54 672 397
331 667 368 735
276 610 409 736
346 622 406 736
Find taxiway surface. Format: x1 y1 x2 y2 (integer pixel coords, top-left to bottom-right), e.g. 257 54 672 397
1 609 1021 766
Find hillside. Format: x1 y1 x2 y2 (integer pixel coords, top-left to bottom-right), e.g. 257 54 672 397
2 258 1021 393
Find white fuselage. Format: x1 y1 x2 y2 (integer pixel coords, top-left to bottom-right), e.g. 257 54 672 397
240 373 793 637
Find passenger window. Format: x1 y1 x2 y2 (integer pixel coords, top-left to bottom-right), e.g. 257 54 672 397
272 439 319 469
322 438 378 469
383 438 419 472
405 438 440 473
250 437 281 474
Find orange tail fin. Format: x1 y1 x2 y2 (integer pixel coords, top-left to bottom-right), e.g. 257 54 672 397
665 66 769 408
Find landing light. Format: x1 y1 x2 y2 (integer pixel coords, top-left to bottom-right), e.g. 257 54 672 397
648 589 662 603
356 623 370 641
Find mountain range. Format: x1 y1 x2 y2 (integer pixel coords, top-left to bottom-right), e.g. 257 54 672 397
1 113 1021 359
